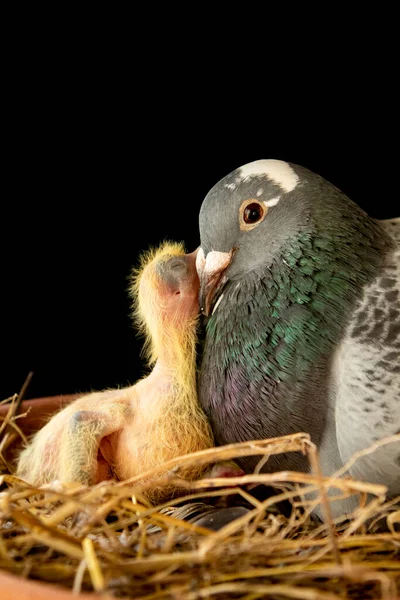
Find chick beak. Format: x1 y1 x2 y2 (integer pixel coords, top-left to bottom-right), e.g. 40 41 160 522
197 248 234 316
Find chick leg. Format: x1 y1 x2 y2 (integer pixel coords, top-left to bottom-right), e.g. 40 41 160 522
59 404 130 485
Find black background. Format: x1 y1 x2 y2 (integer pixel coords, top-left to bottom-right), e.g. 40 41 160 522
2 40 398 401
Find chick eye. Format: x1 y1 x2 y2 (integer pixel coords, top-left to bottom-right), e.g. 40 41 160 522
239 199 267 231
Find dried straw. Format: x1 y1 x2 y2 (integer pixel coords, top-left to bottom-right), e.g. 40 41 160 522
0 396 399 600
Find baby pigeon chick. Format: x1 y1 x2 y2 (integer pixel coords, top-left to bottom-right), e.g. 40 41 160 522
17 242 219 503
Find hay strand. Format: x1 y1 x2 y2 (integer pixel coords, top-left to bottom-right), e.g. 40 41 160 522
0 398 399 599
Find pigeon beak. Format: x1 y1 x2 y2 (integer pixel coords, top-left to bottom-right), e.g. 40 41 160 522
197 248 234 316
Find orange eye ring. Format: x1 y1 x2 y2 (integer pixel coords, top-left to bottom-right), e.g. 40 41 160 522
239 199 267 231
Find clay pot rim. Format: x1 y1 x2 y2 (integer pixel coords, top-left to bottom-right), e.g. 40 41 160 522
0 568 105 600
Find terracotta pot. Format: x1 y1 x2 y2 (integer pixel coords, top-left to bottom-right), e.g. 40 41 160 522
0 394 103 600
0 570 104 600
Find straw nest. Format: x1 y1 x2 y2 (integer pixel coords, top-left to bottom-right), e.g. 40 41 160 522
0 392 399 600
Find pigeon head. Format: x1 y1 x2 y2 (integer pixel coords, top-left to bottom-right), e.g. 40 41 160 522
197 159 384 316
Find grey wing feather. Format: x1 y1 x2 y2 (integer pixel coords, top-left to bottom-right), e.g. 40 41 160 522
325 216 400 507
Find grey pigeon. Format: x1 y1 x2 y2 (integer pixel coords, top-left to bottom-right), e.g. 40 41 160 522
196 159 400 517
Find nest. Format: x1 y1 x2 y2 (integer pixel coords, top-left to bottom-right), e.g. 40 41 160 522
0 392 399 600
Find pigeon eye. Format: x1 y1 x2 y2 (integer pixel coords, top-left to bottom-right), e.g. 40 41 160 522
239 199 267 231
244 203 263 223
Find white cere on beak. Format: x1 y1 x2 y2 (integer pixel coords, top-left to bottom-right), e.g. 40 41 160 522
196 247 206 276
238 159 299 193
203 250 232 277
264 196 281 208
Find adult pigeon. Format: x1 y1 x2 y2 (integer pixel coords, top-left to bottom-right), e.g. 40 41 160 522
196 159 400 516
